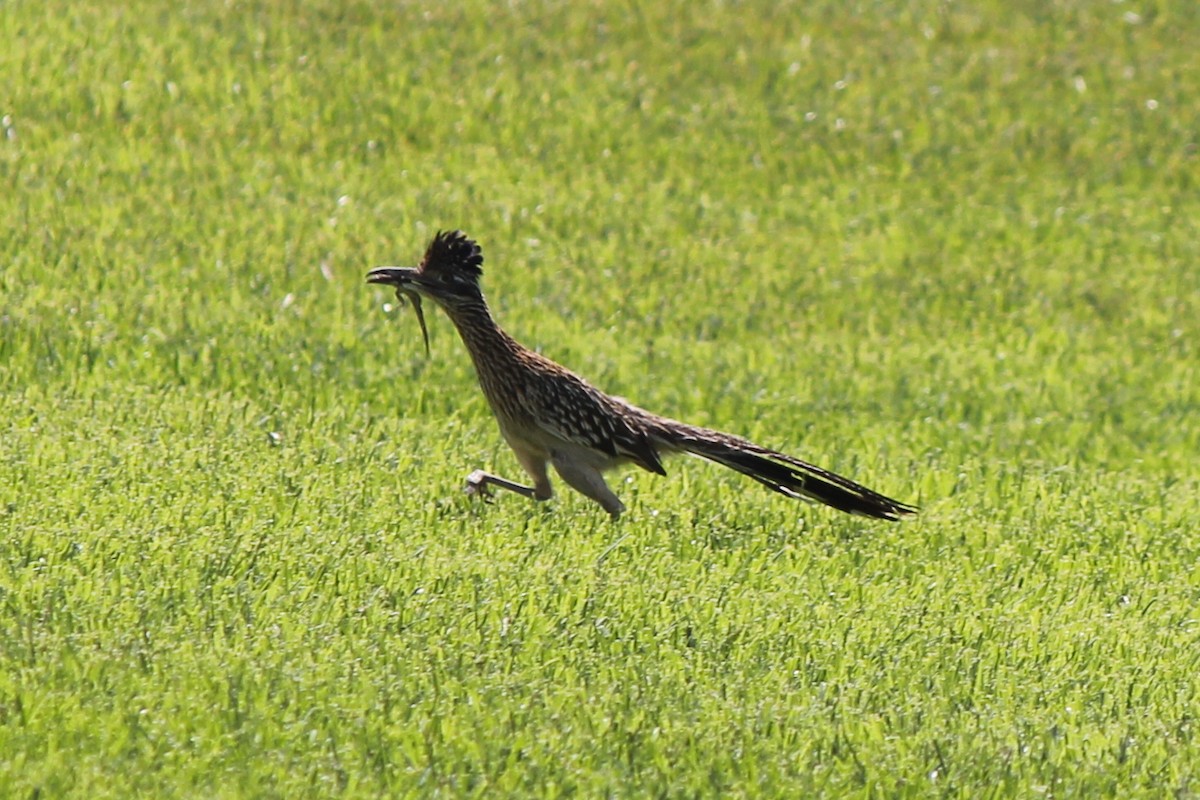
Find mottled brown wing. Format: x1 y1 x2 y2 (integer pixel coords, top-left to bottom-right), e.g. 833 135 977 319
525 372 666 475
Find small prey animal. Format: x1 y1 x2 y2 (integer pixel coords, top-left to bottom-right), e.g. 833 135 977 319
367 231 916 520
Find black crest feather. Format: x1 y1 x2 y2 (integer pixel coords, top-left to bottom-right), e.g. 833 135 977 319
420 230 483 279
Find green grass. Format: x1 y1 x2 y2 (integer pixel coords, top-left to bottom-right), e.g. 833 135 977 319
2 0 1198 796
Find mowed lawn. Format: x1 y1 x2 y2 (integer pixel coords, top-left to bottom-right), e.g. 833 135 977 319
2 0 1198 796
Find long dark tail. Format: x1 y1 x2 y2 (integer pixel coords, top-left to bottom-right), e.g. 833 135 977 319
642 415 917 521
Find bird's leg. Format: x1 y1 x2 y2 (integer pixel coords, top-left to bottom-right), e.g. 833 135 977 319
549 456 626 518
464 470 542 501
464 447 553 505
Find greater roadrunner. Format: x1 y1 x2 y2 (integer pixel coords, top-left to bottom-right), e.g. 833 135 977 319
367 231 916 521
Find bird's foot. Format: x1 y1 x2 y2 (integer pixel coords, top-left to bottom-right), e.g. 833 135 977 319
464 470 494 501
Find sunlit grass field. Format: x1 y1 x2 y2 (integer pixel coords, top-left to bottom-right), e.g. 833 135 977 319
2 0 1198 796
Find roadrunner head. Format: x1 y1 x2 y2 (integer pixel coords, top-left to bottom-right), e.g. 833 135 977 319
368 231 483 300
367 230 486 353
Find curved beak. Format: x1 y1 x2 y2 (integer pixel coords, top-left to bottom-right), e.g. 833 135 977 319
366 266 420 287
